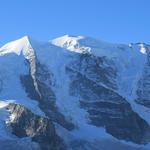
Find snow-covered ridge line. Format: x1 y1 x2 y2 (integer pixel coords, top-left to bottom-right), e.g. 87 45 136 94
0 36 30 55
1 35 149 57
51 34 149 56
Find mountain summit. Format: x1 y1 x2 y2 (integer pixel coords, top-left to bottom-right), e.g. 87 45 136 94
0 35 150 150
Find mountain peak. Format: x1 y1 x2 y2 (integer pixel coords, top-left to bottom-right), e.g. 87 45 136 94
51 34 84 47
51 35 92 54
0 36 34 55
20 35 31 43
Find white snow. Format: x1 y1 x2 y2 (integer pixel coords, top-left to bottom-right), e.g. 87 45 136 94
0 101 9 108
139 43 147 54
0 36 30 56
51 35 90 54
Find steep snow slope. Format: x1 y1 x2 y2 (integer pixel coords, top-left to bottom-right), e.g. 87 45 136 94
0 35 150 150
0 36 44 115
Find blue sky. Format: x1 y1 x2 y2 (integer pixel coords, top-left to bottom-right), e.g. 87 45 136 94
0 0 150 46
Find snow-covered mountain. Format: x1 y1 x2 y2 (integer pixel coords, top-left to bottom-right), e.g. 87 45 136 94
0 35 150 150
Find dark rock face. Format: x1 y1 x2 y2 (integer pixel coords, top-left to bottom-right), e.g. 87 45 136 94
66 54 117 89
6 103 65 150
20 60 74 130
66 54 150 144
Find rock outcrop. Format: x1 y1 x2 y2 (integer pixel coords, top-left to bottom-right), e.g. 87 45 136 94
6 103 65 150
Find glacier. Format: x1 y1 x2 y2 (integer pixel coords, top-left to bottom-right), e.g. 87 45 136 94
0 35 150 150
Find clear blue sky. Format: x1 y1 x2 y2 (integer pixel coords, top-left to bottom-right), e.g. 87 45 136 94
0 0 150 46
